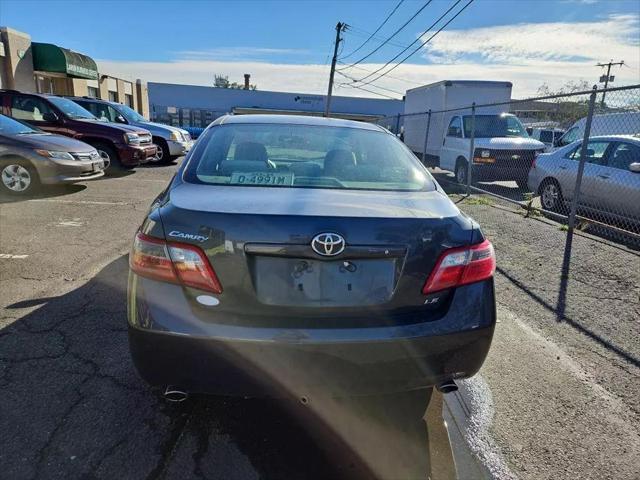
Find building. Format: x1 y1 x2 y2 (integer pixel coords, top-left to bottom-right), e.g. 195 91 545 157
0 27 149 117
148 81 405 128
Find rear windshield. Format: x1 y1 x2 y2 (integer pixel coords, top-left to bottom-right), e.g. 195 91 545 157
183 123 434 191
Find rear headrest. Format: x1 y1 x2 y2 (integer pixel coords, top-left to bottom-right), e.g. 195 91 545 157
324 149 356 177
234 142 268 162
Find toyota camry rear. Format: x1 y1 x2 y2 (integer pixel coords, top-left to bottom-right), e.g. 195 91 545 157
127 114 496 398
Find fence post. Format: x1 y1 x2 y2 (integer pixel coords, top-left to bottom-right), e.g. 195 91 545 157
423 109 432 165
395 114 401 136
466 103 476 196
567 87 598 231
556 85 597 321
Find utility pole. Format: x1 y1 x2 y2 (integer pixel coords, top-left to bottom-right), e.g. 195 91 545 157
324 22 346 118
596 60 624 108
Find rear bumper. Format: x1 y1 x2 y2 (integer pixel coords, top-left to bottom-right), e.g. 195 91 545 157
129 324 494 397
116 144 157 166
127 275 496 397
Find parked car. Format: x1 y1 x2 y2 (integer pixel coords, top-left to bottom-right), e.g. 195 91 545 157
68 96 193 164
529 127 565 149
0 90 157 170
0 114 104 195
128 114 496 399
528 135 640 227
554 112 640 149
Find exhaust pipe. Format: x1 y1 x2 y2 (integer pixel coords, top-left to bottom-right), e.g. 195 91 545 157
164 386 189 402
436 379 458 394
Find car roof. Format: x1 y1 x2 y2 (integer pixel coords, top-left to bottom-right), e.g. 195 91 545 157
66 96 111 104
213 114 386 132
587 134 640 142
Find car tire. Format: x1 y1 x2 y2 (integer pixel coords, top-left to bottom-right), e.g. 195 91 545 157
454 158 468 185
0 158 40 196
539 179 566 213
152 138 172 165
92 143 123 173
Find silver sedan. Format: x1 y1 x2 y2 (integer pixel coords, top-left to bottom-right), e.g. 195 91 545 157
527 135 640 229
0 115 104 195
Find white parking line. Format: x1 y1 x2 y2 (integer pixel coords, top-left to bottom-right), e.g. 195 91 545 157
28 199 128 206
56 220 84 227
0 254 28 259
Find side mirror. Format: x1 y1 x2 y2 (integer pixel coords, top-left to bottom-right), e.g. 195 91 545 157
115 115 127 124
42 112 59 122
630 162 640 173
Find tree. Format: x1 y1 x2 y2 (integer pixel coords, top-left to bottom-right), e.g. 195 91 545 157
534 80 593 127
213 74 257 90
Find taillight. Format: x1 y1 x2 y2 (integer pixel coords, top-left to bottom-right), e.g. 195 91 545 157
422 239 495 294
130 232 222 294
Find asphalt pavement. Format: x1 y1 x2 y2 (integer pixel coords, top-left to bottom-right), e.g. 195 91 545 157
0 162 465 480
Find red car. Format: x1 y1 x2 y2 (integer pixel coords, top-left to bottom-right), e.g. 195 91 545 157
0 90 156 169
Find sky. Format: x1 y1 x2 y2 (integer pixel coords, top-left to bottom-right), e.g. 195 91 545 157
1 0 639 99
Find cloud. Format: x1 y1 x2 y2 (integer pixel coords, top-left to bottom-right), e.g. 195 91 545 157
175 47 310 61
96 14 640 101
421 14 639 65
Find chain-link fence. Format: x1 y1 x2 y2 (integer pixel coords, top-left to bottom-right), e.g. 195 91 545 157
378 84 640 243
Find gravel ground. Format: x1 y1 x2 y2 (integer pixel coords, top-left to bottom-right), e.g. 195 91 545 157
440 174 640 479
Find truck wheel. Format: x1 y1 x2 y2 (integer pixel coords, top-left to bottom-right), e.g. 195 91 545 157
153 139 172 165
1 158 40 196
454 159 468 185
539 179 566 213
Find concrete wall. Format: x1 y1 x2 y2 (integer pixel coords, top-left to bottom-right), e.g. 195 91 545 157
70 78 88 97
0 27 36 92
148 82 404 118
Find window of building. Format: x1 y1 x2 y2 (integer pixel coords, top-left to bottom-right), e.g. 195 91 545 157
125 94 133 108
34 75 54 94
86 79 100 98
108 91 118 102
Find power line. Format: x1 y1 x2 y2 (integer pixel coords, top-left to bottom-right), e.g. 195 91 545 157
341 0 405 60
336 82 401 100
350 0 474 87
336 70 404 95
337 0 434 70
343 25 411 50
337 61 423 86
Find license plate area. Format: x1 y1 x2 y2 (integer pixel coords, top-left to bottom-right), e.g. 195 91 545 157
251 256 397 307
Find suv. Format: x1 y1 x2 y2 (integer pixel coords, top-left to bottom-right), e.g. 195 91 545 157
69 96 193 164
0 90 157 169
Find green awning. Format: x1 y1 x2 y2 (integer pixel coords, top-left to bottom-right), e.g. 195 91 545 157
31 42 98 80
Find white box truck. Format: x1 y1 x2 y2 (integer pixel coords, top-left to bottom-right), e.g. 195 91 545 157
403 80 545 188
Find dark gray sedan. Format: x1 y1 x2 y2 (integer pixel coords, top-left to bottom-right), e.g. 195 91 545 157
127 115 496 400
0 114 104 195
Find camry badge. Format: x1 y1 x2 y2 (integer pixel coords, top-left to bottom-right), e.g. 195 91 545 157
311 232 345 257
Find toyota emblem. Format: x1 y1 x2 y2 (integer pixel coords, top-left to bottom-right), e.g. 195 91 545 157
311 233 345 256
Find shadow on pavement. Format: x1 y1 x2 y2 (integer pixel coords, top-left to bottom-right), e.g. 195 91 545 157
497 266 640 369
0 184 86 204
0 256 456 480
